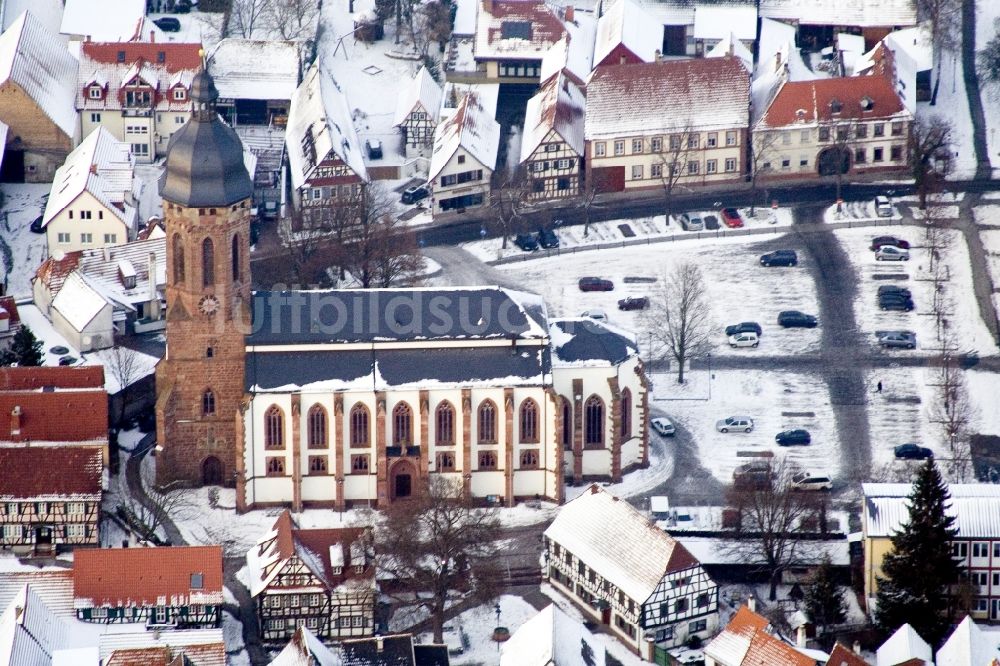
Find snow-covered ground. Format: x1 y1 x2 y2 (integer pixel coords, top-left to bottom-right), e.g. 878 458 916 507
977 0 1000 174
0 184 49 298
921 48 977 179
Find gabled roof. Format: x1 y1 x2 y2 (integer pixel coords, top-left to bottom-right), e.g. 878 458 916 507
393 66 443 127
0 10 79 139
60 0 145 41
758 0 916 28
77 42 202 113
863 483 1000 539
429 92 500 180
0 368 108 443
42 127 136 229
0 446 102 500
0 297 20 330
586 57 750 139
593 0 661 67
520 72 585 162
548 318 637 367
827 643 871 666
270 626 343 666
876 623 932 666
475 0 567 61
706 32 754 72
757 73 909 129
544 485 704 603
341 634 427 666
0 571 74 619
98 629 226 666
0 585 65 666
206 39 300 103
936 616 1000 665
286 63 368 190
51 272 110 332
500 604 604 666
705 605 814 666
73 546 224 609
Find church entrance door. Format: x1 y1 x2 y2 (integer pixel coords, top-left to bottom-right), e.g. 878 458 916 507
390 460 416 501
202 456 223 485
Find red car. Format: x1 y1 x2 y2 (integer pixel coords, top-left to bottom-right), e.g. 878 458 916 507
579 277 614 292
720 207 744 228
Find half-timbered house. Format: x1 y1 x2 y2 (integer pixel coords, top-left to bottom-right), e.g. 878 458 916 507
285 62 369 229
428 93 500 216
543 485 719 659
246 511 375 642
520 72 585 200
73 546 223 628
393 66 442 157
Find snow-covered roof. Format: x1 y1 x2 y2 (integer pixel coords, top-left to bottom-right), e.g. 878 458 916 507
475 0 567 62
0 10 79 140
706 33 754 73
758 0 916 28
500 604 605 666
77 42 202 114
42 127 136 229
206 39 300 102
548 318 637 367
97 629 225 665
544 485 705 603
885 25 932 71
593 0 661 67
876 623 932 666
863 483 1000 539
453 0 478 35
285 63 368 191
429 91 501 180
936 617 1000 666
756 72 909 129
1 1 64 35
520 72 585 163
441 82 499 118
0 585 65 666
393 66 443 127
586 57 750 139
693 4 757 41
270 626 344 666
0 571 73 619
561 8 596 82
51 272 109 332
705 605 815 666
60 0 144 41
676 537 850 567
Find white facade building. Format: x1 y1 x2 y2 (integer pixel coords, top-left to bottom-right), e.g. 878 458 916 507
428 93 500 216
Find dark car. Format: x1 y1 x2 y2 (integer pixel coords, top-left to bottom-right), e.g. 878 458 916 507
776 429 812 446
870 236 911 251
29 214 44 233
174 0 193 12
778 311 818 328
515 233 539 252
725 321 762 337
579 277 614 292
720 207 744 228
894 443 933 460
879 294 915 312
760 250 798 267
617 296 649 311
153 17 181 31
536 228 560 249
401 184 429 204
733 461 772 490
702 214 720 230
877 284 912 298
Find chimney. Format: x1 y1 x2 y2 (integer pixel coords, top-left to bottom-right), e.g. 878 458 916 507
774 51 781 73
10 406 21 438
853 641 861 655
747 594 756 612
796 623 807 648
102 246 111 262
150 30 155 43
654 49 661 63
90 163 98 175
564 5 574 22
148 251 157 301
376 636 384 653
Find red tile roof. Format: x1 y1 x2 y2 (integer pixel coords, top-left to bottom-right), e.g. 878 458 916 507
0 366 105 391
759 73 906 128
34 251 83 295
79 42 203 72
828 643 872 666
708 605 814 666
293 527 371 587
73 546 224 608
105 644 226 666
0 297 20 328
0 445 102 499
0 375 108 443
106 647 172 666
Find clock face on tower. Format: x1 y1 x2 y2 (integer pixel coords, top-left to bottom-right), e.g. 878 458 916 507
198 295 220 316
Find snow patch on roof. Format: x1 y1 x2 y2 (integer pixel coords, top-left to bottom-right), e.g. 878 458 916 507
51 272 109 332
393 65 442 127
759 0 916 28
500 604 606 666
60 0 144 41
876 623 932 666
429 91 501 180
206 39 300 102
593 0 661 66
693 5 757 41
520 72 585 162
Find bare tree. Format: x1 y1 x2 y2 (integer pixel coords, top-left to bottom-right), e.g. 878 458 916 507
642 262 712 384
117 478 195 545
748 130 779 217
267 0 321 40
927 337 978 481
917 0 961 97
489 168 530 249
723 460 822 601
277 207 340 287
98 345 145 426
578 172 599 237
230 0 272 38
909 116 954 209
655 125 694 225
820 121 855 212
338 184 423 288
374 477 502 643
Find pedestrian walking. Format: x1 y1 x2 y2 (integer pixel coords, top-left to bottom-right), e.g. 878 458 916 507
876 380 883 393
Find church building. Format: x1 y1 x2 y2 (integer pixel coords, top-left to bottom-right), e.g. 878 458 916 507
155 70 650 511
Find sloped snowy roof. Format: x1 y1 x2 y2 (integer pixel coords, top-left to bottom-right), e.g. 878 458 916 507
98 629 225 665
60 0 144 41
705 605 815 666
544 485 704 603
0 585 65 666
207 39 300 102
706 33 754 72
475 0 567 61
757 73 909 129
270 626 344 666
759 0 916 27
586 57 750 139
286 63 368 190
500 604 605 666
0 572 73 619
1 1 63 35
51 272 109 332
886 25 933 71
520 72 585 162
0 10 79 139
863 483 1000 539
429 91 501 180
876 623 932 666
393 66 443 127
593 0 662 67
441 82 499 118
693 4 757 41
561 8 596 82
548 318 637 367
42 127 136 229
935 616 1000 666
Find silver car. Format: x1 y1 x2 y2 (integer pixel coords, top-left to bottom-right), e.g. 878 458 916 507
876 330 916 349
715 416 754 433
679 213 704 231
651 417 675 437
791 472 833 491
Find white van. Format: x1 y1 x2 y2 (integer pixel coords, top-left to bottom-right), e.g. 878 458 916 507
875 196 893 218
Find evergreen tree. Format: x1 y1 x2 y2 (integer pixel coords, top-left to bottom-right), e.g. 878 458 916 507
0 326 43 367
805 555 846 634
874 460 961 647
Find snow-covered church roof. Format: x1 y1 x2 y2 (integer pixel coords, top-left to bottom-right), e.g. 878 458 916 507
548 318 637 367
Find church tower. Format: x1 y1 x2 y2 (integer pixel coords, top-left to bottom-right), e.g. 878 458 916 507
155 68 253 487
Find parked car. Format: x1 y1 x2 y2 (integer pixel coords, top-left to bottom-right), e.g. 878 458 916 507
617 297 649 311
720 207 744 228
894 443 933 460
877 284 912 298
581 309 608 322
514 233 538 252
365 139 383 159
725 322 762 337
879 296 914 312
29 214 44 233
875 245 910 261
870 235 910 251
702 214 720 230
760 250 798 267
401 184 429 204
153 17 181 31
874 196 894 218
728 332 759 348
716 416 754 433
579 277 614 292
733 461 772 490
775 429 812 446
651 417 675 437
536 228 560 249
777 311 818 328
679 213 704 231
878 291 915 305
173 0 193 12
791 472 832 491
876 330 917 349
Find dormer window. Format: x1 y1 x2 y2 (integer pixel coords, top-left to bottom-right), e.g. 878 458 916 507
173 88 186 101
829 98 843 114
860 95 874 111
88 86 103 100
157 51 166 63
117 50 126 63
795 109 806 122
332 566 343 575
125 88 152 108
190 573 203 589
